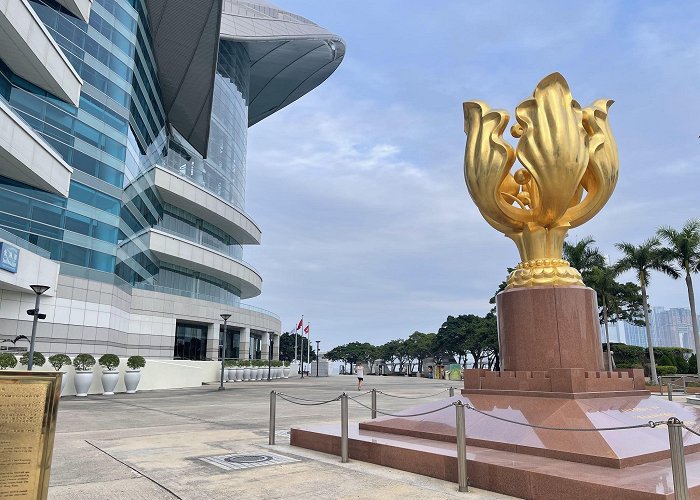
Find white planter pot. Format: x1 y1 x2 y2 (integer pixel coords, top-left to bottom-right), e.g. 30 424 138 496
256 368 264 381
101 370 119 395
74 370 93 397
60 371 68 396
227 367 236 381
250 367 259 380
234 367 243 381
124 369 141 393
275 367 281 379
283 367 290 378
243 367 251 381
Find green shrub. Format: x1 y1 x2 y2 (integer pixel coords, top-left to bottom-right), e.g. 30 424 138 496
98 354 120 370
48 354 71 371
73 353 96 371
224 359 236 367
616 363 643 369
657 365 678 376
0 352 17 370
656 354 675 367
127 355 145 370
20 351 45 367
689 354 698 374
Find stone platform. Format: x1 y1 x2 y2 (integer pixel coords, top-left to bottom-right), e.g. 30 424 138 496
291 393 700 499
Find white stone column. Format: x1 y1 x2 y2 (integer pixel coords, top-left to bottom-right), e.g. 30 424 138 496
261 331 270 360
239 326 250 360
272 333 280 360
207 323 220 360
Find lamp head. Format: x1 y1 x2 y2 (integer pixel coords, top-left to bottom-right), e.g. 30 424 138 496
220 313 231 321
30 284 50 295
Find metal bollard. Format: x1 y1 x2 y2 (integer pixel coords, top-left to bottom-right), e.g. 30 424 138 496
668 418 689 500
668 383 673 401
341 393 349 463
455 401 468 492
449 386 455 397
269 391 276 445
371 389 377 419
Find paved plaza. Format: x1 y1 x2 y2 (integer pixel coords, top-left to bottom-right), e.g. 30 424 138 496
48 375 516 499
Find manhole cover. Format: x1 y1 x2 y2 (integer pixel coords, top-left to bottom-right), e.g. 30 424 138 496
199 452 299 471
224 455 272 464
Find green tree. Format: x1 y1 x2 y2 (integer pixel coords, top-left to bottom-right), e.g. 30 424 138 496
657 219 700 374
405 331 438 373
587 263 643 370
436 314 498 369
615 238 677 384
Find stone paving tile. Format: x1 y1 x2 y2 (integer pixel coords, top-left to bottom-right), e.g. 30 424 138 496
49 375 515 499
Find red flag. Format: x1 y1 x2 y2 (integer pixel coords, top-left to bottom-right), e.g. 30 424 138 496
304 324 310 335
296 318 303 331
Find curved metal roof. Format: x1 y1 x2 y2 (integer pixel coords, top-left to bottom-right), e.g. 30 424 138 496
145 0 344 157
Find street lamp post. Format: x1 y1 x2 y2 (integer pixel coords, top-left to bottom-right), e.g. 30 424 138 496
219 313 231 391
316 340 320 377
268 335 273 381
26 285 49 371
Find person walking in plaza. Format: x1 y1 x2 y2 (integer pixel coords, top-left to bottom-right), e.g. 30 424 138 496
355 364 364 391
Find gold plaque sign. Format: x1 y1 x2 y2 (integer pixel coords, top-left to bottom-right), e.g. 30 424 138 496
0 371 62 500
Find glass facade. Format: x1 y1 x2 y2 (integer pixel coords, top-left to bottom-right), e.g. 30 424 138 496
250 333 262 359
174 322 208 360
0 1 254 308
222 326 240 360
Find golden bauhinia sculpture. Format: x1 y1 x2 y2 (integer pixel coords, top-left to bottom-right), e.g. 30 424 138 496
463 73 618 288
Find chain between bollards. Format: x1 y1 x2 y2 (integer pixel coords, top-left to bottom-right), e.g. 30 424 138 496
455 401 468 492
371 389 377 419
269 391 276 445
340 393 349 463
668 417 689 500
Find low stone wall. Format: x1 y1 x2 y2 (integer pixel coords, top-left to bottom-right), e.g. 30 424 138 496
4 356 220 396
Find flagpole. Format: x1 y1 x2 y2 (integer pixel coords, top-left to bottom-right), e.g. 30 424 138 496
307 323 310 368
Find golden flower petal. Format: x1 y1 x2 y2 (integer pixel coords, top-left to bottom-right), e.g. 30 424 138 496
513 73 589 226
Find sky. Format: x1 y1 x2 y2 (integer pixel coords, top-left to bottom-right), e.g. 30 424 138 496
243 1 700 350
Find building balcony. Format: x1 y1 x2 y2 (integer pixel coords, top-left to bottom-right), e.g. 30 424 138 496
0 0 83 106
55 0 92 22
0 98 73 196
145 228 262 299
152 166 261 245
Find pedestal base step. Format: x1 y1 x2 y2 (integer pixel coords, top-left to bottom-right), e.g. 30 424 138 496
291 423 700 500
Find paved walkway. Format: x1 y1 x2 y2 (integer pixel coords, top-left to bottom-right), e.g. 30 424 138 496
49 375 514 499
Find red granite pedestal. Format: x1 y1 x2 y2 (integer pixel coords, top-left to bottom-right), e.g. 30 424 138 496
291 286 700 498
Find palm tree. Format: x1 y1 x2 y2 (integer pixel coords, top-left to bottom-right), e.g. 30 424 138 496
587 264 619 372
563 236 606 277
615 238 678 385
657 219 700 373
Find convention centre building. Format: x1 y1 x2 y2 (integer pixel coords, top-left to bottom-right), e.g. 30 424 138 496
0 0 344 361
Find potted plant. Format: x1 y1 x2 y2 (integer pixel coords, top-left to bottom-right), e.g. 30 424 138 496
20 351 46 369
125 355 145 393
234 361 243 382
98 354 120 395
73 353 96 396
225 359 236 382
0 352 17 370
48 354 72 395
247 360 256 381
242 361 251 381
256 360 265 381
283 361 291 378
